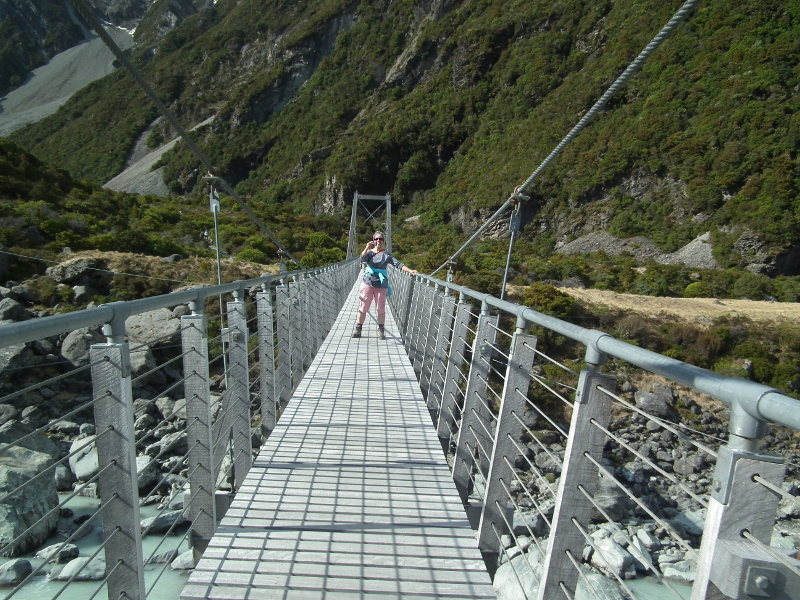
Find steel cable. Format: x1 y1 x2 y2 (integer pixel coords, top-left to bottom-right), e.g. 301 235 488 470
575 484 687 600
590 418 709 508
430 0 701 276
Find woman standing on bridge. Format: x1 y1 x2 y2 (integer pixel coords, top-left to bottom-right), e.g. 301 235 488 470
353 231 417 340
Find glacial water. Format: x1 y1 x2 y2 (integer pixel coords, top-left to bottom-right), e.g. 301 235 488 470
1 494 190 600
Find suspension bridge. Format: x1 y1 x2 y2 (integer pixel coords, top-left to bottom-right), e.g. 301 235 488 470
2 0 800 598
1 256 799 600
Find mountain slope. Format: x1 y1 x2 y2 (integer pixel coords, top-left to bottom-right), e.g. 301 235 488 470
7 0 800 276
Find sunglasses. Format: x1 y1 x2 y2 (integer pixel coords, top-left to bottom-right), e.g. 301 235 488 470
373 237 384 241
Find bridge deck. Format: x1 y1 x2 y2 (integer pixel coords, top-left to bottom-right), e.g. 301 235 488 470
181 280 496 599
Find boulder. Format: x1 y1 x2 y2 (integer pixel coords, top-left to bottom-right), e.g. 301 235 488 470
137 455 160 492
130 349 166 387
0 420 60 456
61 327 105 369
0 344 34 385
0 404 18 426
48 556 106 581
170 549 195 570
0 447 59 557
35 542 80 564
141 509 188 535
155 396 186 421
673 452 707 475
0 558 32 586
0 298 31 321
619 461 648 484
669 508 706 537
68 436 99 482
494 546 625 599
634 384 677 420
125 309 181 349
592 471 634 522
54 463 76 491
72 285 97 304
46 258 103 285
144 430 187 458
589 537 636 580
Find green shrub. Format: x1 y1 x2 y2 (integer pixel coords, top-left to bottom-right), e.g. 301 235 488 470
683 281 713 298
521 283 575 317
732 272 767 300
236 248 268 264
24 276 59 306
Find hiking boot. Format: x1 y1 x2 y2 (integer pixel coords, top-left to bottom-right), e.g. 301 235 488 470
352 326 362 338
378 328 386 340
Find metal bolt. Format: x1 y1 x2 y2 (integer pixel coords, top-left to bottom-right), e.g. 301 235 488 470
753 575 770 590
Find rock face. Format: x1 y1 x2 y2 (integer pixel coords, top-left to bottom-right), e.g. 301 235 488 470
0 447 59 557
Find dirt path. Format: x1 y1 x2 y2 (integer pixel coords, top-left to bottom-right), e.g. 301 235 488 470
558 287 800 325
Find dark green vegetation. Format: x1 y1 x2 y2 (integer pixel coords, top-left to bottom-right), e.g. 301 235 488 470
0 139 347 283
10 0 799 273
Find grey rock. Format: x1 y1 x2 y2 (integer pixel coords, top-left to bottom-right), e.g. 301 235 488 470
0 297 31 321
72 285 97 304
35 542 80 564
669 509 706 537
0 420 60 456
147 549 179 564
494 546 625 599
130 349 165 387
68 436 99 482
0 343 33 385
589 537 635 580
493 548 543 600
172 304 191 317
592 472 634 522
141 509 187 534
46 258 103 285
125 308 181 349
137 455 160 492
155 396 186 421
54 463 76 491
61 327 105 368
619 461 647 484
0 558 32 586
0 447 59 557
48 556 106 581
0 404 18 426
170 549 195 570
673 453 707 475
636 527 662 552
663 559 696 583
144 430 187 458
634 385 677 420
627 536 653 572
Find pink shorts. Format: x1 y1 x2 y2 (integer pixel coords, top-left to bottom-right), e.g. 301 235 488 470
358 284 388 321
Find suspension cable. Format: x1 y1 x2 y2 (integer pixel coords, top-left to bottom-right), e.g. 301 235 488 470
66 0 301 266
430 0 701 276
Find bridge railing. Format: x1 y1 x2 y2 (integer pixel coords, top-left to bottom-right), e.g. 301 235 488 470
0 259 359 600
390 273 800 600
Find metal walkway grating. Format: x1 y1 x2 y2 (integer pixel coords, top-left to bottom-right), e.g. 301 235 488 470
181 280 496 599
